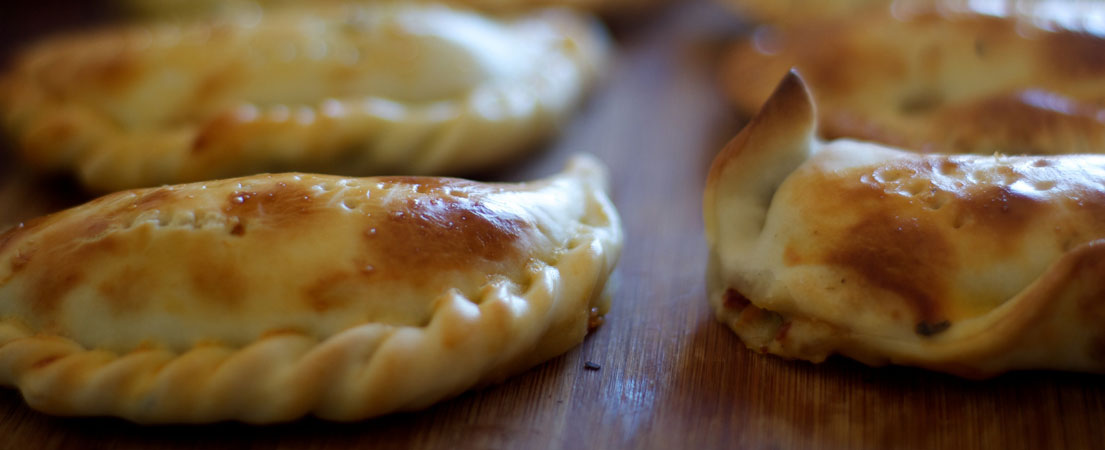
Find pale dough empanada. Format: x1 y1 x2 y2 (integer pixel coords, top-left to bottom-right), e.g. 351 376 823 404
721 8 1105 155
0 154 622 423
705 72 1105 378
1 3 609 192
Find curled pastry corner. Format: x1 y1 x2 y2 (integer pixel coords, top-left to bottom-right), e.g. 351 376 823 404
704 71 1105 378
0 154 622 423
0 3 611 192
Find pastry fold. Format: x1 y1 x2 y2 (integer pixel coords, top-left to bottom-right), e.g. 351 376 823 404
1 3 609 191
705 71 1105 378
0 154 622 423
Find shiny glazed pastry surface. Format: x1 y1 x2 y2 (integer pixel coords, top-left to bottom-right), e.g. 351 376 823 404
705 72 1105 378
0 155 623 423
1 3 609 191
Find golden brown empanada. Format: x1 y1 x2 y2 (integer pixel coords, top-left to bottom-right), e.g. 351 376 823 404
123 0 671 18
0 154 622 423
721 7 1105 155
705 71 1105 378
1 3 609 192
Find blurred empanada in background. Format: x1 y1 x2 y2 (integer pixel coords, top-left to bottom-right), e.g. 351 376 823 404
122 0 674 18
721 5 1105 155
0 3 609 192
0 155 622 423
705 71 1105 378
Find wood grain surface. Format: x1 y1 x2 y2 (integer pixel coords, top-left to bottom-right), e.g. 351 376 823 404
2 1 1104 449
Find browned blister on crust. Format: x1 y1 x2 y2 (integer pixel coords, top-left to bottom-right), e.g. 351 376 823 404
721 8 1105 156
704 72 1105 378
0 155 623 423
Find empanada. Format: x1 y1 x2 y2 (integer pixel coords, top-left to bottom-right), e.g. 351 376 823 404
705 71 1105 378
123 0 670 18
0 155 622 423
1 3 609 192
721 8 1105 155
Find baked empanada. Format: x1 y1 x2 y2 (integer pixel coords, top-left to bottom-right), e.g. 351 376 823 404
705 71 1105 378
0 155 622 423
721 8 1105 155
123 0 671 18
1 3 609 192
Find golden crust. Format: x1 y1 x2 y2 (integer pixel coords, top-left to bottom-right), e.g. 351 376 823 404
721 8 1105 155
0 154 623 423
705 72 1105 378
0 3 610 192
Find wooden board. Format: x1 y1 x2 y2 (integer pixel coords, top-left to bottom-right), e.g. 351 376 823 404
1 2 1104 449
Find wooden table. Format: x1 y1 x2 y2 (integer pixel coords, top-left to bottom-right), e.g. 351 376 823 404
1 2 1103 449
